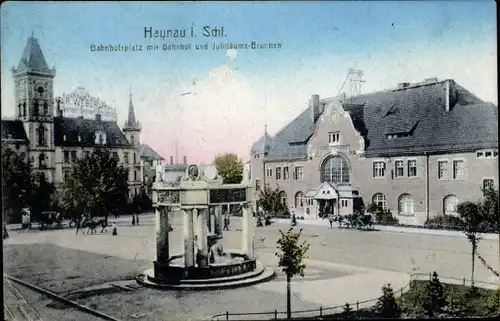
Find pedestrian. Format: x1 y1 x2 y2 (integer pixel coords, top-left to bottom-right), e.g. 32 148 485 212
328 215 334 229
112 222 118 236
3 224 9 239
75 216 82 235
132 214 136 226
136 213 140 226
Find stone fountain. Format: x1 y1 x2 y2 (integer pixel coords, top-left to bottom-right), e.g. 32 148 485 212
136 164 275 290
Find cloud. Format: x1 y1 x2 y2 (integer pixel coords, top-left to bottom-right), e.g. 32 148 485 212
226 49 238 61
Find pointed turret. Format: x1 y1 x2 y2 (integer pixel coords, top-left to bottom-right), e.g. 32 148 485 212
250 124 273 155
12 35 55 77
123 87 141 146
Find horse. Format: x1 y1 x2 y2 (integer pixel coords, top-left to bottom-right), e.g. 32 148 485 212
82 218 107 234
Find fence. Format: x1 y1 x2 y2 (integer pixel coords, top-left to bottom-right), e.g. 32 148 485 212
210 272 500 320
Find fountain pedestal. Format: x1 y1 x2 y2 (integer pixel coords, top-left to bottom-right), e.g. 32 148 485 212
139 164 275 290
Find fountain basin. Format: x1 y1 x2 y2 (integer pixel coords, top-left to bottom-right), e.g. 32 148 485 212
136 250 275 290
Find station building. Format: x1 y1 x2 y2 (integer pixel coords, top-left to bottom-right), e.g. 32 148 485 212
250 78 498 225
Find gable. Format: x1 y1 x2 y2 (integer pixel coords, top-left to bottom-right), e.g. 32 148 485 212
1 120 29 142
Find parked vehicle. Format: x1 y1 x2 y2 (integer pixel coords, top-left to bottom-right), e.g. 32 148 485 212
39 211 63 230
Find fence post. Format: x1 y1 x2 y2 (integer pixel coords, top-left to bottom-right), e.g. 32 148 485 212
401 286 403 295
274 309 277 320
319 306 322 317
226 311 229 321
463 277 465 286
429 272 432 281
356 301 359 310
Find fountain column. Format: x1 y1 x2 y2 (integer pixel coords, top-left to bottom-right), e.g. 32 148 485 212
242 204 250 256
209 208 215 233
183 209 195 267
214 205 223 237
155 206 169 264
197 208 209 267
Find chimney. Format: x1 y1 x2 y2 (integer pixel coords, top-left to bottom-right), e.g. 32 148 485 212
95 114 101 121
397 82 410 89
425 77 438 84
445 80 450 112
170 156 174 165
309 94 320 122
183 156 187 165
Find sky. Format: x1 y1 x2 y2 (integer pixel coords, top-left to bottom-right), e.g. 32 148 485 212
1 1 497 163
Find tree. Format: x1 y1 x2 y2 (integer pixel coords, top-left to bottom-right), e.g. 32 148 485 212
457 201 483 289
29 172 57 218
376 283 401 318
275 228 310 319
257 184 285 216
1 148 31 223
214 153 244 184
424 272 446 317
480 186 499 230
63 148 128 225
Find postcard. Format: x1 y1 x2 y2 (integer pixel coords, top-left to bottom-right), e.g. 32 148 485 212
1 1 498 320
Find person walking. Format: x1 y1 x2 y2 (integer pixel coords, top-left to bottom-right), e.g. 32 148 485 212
112 222 118 236
75 215 82 235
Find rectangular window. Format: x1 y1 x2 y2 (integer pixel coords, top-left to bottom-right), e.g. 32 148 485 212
124 152 129 164
438 160 448 179
295 166 304 180
494 150 498 157
266 168 273 178
64 151 70 164
394 160 404 177
483 179 494 195
328 132 340 144
477 151 484 158
341 200 348 207
134 170 137 181
407 159 417 177
283 166 289 180
276 167 282 180
453 160 465 179
133 153 137 163
70 151 77 163
255 179 261 191
485 151 492 158
84 151 90 159
373 161 385 178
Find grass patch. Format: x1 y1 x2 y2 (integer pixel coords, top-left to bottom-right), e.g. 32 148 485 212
294 281 499 319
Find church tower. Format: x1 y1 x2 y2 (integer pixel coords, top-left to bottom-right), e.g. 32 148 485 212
12 33 56 182
123 88 142 146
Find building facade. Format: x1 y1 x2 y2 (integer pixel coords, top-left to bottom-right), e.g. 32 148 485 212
2 35 143 199
250 78 498 225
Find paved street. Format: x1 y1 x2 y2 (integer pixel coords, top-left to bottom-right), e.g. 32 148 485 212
3 213 499 320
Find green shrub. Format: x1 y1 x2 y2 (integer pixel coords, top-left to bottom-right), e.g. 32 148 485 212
483 287 500 316
424 272 446 317
376 283 402 318
424 215 465 231
375 209 398 225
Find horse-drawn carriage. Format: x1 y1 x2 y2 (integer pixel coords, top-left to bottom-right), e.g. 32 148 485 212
331 213 374 230
38 211 63 230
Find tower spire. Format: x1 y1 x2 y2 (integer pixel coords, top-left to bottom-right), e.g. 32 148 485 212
125 85 137 127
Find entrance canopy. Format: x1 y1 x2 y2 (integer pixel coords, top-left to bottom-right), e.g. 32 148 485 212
307 182 361 200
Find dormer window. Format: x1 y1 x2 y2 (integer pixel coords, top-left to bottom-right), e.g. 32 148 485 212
94 131 107 145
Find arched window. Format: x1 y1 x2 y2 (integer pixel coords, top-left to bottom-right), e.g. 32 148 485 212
33 99 39 116
279 191 287 207
39 153 46 168
295 192 304 208
398 194 414 215
43 102 48 115
443 195 459 216
37 125 46 146
99 134 104 145
372 193 387 210
320 154 350 184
